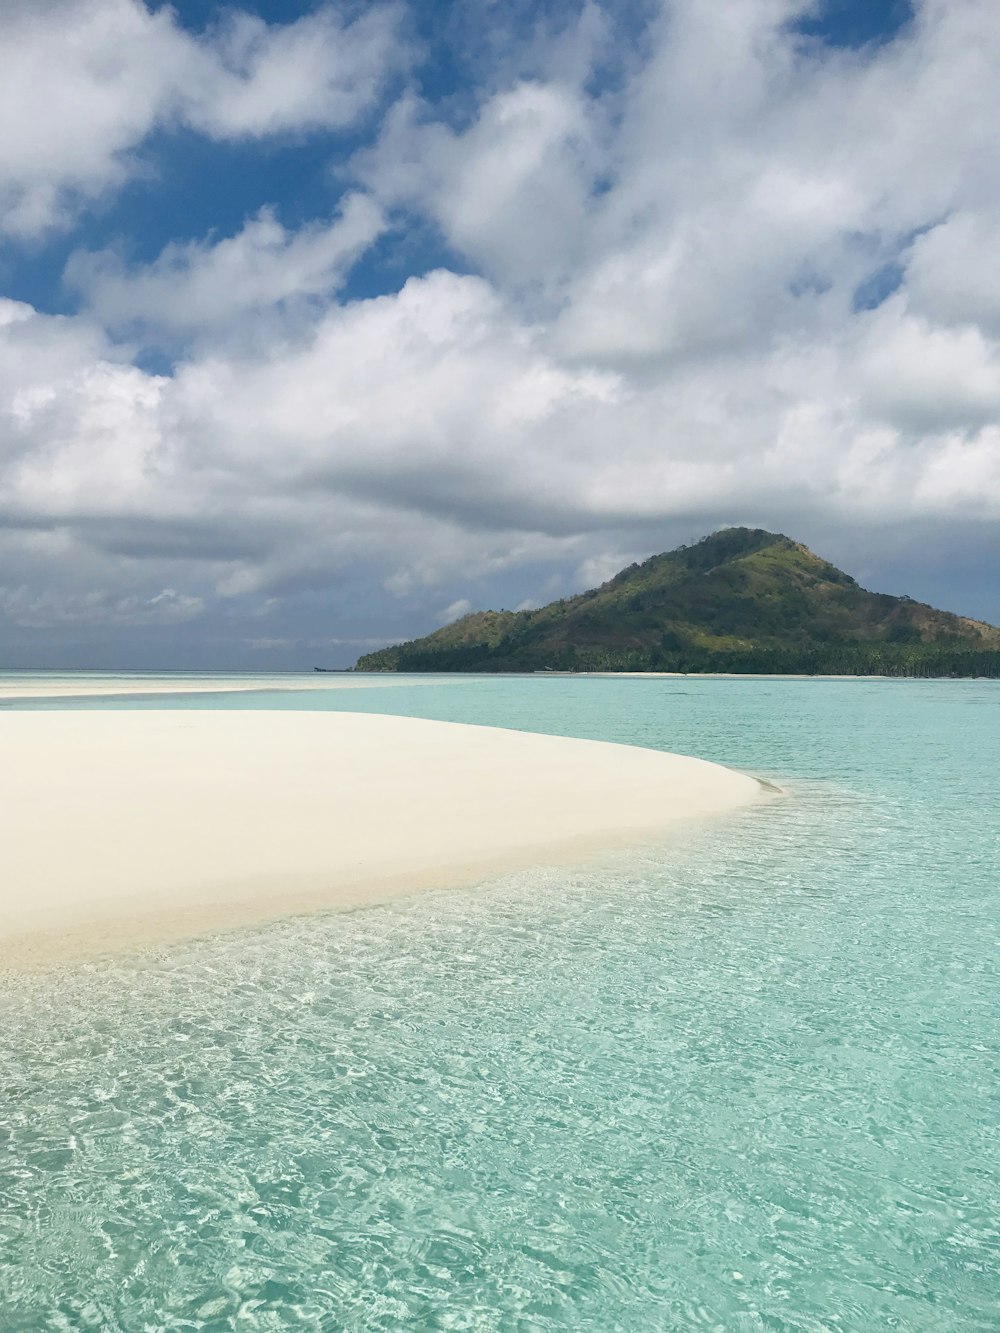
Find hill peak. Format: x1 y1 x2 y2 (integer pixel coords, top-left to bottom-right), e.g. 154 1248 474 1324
355 529 1000 676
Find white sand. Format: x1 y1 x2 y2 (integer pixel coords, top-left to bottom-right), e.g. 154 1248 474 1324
0 678 316 699
0 673 444 700
0 710 768 965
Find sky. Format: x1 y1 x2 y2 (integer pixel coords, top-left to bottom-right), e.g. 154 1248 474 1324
1 0 998 669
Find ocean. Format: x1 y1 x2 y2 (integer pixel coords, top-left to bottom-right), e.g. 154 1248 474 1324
1 675 997 1330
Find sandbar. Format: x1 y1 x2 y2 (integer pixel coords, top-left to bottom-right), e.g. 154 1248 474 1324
0 673 454 700
0 710 769 966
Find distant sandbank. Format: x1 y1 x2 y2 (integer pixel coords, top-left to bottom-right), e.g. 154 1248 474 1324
0 673 459 701
0 711 769 966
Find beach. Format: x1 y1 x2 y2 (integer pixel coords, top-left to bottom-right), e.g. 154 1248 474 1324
0 709 766 966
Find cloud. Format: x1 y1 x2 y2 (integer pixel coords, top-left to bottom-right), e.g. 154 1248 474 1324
547 0 999 366
0 0 403 237
66 193 386 347
175 4 403 140
0 578 204 630
904 212 1000 338
359 81 602 298
852 300 1000 434
5 256 997 592
359 0 1000 371
439 598 472 623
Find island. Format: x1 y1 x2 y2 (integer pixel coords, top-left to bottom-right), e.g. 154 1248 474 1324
354 528 1000 677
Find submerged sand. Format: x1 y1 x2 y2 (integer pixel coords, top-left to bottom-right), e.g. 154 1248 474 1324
0 710 768 965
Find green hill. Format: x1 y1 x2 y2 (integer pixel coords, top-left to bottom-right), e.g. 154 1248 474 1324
354 528 1000 676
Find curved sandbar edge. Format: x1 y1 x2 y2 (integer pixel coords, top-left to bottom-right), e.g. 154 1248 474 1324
0 710 775 966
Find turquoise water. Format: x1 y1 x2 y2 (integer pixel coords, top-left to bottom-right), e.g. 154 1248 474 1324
1 677 998 1330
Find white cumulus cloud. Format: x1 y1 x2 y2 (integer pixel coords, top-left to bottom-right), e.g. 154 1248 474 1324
0 0 404 237
66 193 386 346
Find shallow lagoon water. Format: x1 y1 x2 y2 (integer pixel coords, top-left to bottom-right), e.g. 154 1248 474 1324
1 677 998 1330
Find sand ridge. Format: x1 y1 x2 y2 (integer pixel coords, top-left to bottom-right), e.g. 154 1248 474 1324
0 710 771 965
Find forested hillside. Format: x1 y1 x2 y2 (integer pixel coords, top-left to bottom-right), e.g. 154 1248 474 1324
355 529 1000 677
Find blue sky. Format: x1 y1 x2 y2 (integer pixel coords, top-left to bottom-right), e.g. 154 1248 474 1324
796 0 913 47
0 0 997 667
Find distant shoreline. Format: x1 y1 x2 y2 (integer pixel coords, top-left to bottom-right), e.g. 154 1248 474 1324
2 670 995 702
345 669 999 681
551 671 1000 681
